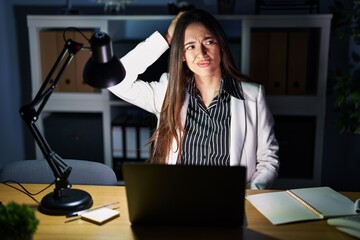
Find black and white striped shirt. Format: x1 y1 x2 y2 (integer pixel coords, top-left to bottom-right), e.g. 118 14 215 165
180 77 243 166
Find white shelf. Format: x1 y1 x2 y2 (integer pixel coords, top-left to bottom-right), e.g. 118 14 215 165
27 14 331 187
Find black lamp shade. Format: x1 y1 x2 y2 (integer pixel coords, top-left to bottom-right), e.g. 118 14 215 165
83 32 126 89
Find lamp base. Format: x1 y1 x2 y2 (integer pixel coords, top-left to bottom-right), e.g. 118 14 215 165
39 188 93 215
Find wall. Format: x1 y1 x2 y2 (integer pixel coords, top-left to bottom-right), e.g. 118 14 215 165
0 0 24 169
0 0 359 191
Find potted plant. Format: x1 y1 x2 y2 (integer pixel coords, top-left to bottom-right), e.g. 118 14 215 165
0 201 39 240
329 0 360 134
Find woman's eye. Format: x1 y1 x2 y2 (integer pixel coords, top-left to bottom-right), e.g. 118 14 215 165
205 40 214 45
185 45 194 50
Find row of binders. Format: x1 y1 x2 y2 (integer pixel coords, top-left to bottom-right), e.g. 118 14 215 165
112 107 157 160
250 29 317 95
111 107 157 179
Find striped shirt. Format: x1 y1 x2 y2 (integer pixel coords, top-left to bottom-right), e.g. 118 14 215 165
180 77 244 166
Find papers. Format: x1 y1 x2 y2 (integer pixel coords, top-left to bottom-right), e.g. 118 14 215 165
81 207 120 225
246 187 356 225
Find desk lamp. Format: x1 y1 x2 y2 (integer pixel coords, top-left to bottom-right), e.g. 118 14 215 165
19 28 125 215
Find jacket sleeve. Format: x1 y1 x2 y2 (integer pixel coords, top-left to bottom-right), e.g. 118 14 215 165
108 31 169 114
250 85 280 189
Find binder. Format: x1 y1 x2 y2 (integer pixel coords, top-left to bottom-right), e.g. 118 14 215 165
112 125 124 158
287 31 308 95
39 31 64 92
250 31 269 88
74 30 97 93
112 114 128 180
268 31 287 95
111 114 128 157
55 31 78 92
250 31 287 95
125 126 138 159
139 126 151 159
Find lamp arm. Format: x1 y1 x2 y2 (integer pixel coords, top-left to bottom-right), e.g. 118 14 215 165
20 39 84 195
29 40 80 112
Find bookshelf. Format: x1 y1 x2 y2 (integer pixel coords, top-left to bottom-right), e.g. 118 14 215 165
240 15 331 188
27 14 331 187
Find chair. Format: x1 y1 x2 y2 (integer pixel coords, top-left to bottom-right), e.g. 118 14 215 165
0 159 118 186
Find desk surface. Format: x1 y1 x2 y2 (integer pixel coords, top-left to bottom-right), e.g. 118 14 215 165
1 184 359 240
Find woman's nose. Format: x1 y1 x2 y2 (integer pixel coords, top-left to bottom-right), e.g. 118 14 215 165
197 44 207 56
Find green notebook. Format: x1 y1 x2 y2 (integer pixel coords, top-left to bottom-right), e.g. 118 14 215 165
246 186 357 225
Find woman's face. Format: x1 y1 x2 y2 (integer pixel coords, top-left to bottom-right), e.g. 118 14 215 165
182 23 222 79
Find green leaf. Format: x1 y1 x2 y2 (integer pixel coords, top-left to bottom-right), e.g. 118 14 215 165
329 0 360 135
0 202 39 239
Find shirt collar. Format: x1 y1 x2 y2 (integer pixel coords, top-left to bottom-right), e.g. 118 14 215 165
187 76 244 100
222 76 244 100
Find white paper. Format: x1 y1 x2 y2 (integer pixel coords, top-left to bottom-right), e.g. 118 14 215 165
81 207 120 224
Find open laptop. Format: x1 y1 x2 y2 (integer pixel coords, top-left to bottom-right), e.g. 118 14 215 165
122 163 246 227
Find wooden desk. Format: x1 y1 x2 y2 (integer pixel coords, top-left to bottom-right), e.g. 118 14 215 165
1 184 359 240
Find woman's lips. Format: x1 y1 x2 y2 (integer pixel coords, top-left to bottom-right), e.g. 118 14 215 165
197 60 210 67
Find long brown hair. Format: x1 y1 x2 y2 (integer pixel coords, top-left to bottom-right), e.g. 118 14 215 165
149 9 249 164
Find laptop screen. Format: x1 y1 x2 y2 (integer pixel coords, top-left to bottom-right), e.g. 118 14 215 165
122 163 246 226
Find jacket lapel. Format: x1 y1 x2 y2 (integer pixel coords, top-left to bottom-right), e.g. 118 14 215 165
230 96 246 166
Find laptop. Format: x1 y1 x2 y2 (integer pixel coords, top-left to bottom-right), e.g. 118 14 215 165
122 163 246 227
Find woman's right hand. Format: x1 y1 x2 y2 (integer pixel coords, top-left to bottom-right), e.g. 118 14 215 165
164 11 184 45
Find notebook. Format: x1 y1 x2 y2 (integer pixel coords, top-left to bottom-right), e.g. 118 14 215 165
122 163 246 226
246 186 357 225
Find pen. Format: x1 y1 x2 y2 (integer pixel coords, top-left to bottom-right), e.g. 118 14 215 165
66 201 119 218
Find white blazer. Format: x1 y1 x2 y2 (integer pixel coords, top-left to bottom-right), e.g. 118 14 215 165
108 31 279 189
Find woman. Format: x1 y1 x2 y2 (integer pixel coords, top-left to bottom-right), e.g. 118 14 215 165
108 9 279 189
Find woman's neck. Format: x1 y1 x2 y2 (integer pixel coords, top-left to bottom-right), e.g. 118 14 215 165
194 75 221 108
